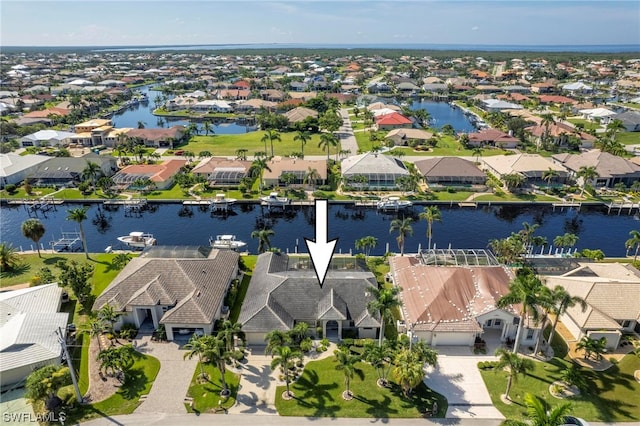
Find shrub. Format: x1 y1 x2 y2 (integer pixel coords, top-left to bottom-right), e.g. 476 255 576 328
4 184 17 194
119 324 138 340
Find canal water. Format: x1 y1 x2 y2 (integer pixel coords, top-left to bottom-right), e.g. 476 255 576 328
1 203 637 257
410 99 477 133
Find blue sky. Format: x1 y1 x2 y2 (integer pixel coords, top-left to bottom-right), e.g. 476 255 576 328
1 1 638 47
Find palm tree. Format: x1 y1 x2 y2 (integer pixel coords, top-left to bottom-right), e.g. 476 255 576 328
542 168 559 187
541 113 556 145
333 348 362 399
82 161 103 188
251 228 275 254
606 119 625 141
264 330 292 356
66 207 89 259
553 233 579 252
84 316 106 351
261 129 281 158
137 120 146 129
318 132 338 163
294 131 311 158
494 348 534 400
355 236 378 260
363 340 394 386
576 336 607 361
183 334 210 380
497 270 546 354
503 173 526 190
270 345 301 398
472 147 483 163
392 348 424 397
0 243 20 272
97 304 122 335
389 217 413 256
235 148 248 161
219 320 243 352
625 229 640 261
21 219 46 257
304 167 321 191
576 166 599 197
367 285 402 347
503 393 572 426
202 120 213 136
419 206 442 250
289 321 309 346
206 335 232 394
546 286 587 352
249 157 271 194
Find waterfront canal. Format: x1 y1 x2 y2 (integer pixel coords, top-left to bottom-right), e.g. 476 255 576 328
1 202 637 257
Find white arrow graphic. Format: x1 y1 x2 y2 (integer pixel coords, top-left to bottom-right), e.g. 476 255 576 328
304 199 338 288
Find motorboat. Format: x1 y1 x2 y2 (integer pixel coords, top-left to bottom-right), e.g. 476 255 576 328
117 231 156 249
376 196 413 211
211 193 237 207
209 234 247 250
260 192 290 207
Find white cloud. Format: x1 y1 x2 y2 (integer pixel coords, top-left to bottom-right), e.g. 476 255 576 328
471 26 479 31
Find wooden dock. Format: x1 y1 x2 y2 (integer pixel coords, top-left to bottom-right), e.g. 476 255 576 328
458 202 477 208
607 201 639 215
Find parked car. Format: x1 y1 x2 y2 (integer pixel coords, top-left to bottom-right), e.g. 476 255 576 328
563 416 590 426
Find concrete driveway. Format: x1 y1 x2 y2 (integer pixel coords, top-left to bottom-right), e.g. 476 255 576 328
425 350 504 419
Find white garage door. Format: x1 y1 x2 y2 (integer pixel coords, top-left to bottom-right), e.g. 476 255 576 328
245 332 267 346
435 333 473 346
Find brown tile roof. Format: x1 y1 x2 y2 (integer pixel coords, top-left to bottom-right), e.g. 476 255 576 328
117 159 187 183
192 157 251 175
126 126 184 142
415 157 485 178
263 157 327 180
390 257 517 332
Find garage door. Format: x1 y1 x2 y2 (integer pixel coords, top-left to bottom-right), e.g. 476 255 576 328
245 332 267 346
435 333 473 346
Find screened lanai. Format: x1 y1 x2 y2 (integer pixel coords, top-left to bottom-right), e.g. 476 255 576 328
419 249 500 266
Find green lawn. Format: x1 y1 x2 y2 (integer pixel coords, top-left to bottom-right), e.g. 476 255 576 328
474 193 559 202
274 357 447 418
616 132 640 146
566 118 602 131
185 362 240 414
64 352 161 423
387 139 508 157
176 132 332 157
429 191 475 201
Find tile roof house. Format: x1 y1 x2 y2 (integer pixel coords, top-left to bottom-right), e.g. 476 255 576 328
374 112 413 130
239 253 380 345
30 154 117 187
482 153 568 184
0 153 50 188
192 157 252 186
544 262 640 349
466 128 520 149
93 247 239 341
283 106 318 124
112 159 187 190
125 126 185 149
384 128 433 146
415 157 486 186
0 284 68 390
20 129 76 148
613 110 640 132
389 256 537 347
526 122 596 149
262 157 327 187
551 150 640 188
341 152 410 190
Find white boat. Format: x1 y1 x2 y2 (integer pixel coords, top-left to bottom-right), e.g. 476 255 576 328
212 193 237 205
260 192 290 207
117 231 156 249
377 196 413 211
209 234 247 250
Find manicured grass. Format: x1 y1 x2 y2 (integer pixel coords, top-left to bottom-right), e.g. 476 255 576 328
429 191 475 201
481 354 640 423
141 183 192 200
0 187 58 199
77 333 91 395
388 139 509 157
274 357 447 418
229 272 251 324
616 132 640 146
474 193 559 202
185 362 240 414
566 118 602 131
177 132 332 157
65 352 161 423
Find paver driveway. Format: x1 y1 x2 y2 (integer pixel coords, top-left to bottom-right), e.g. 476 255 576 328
425 350 504 419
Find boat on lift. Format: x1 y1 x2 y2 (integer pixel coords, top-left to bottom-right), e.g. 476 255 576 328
117 231 156 249
209 234 247 250
376 196 413 211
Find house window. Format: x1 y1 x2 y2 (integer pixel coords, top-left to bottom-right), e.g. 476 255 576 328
494 319 502 327
526 329 535 339
622 320 631 328
485 320 493 327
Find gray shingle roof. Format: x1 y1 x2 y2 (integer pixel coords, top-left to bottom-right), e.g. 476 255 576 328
239 253 380 333
93 249 238 325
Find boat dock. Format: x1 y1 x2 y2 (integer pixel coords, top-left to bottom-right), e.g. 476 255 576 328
607 201 640 215
458 202 477 208
552 202 582 211
104 198 148 216
50 231 82 252
10 196 62 216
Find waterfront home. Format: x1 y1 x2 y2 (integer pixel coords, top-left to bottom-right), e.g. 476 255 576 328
543 262 640 349
0 284 69 390
415 157 486 187
389 254 540 347
239 253 380 345
561 81 593 94
74 118 112 134
526 122 596 149
29 154 117 187
235 98 277 112
480 98 523 112
191 157 252 187
613 110 640 132
191 100 233 113
374 112 413 130
93 247 239 341
0 153 50 188
20 129 75 148
112 159 187 190
482 153 568 185
466 128 519 149
341 152 410 190
125 126 185 149
551 150 640 188
579 107 617 124
538 95 577 106
262 157 327 187
385 128 433 146
283 106 318 124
